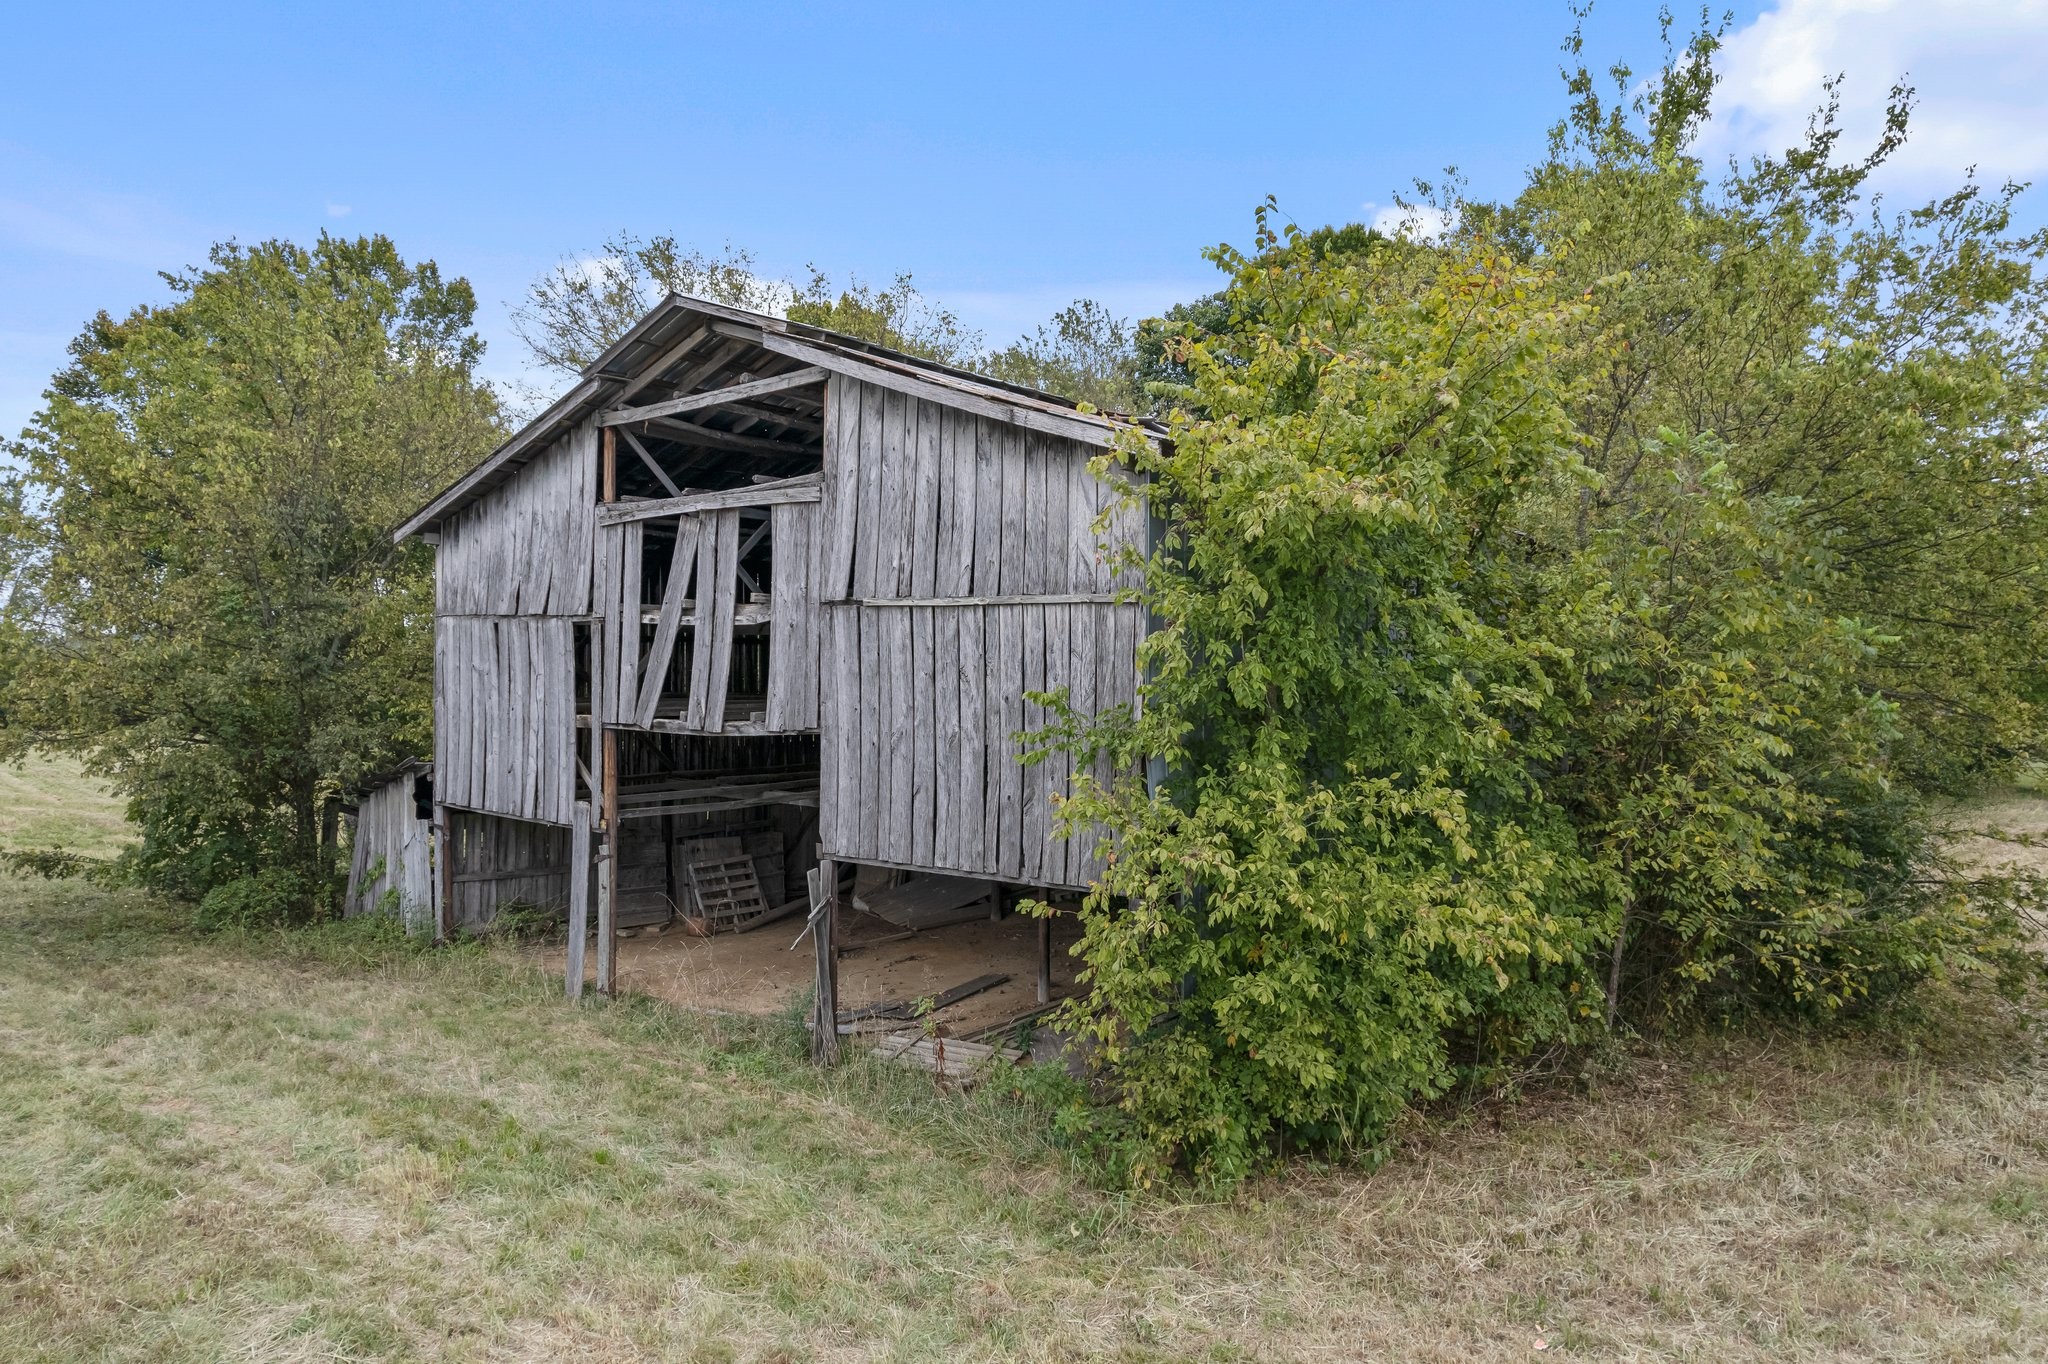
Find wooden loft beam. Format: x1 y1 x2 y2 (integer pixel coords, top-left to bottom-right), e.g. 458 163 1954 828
599 367 827 428
642 414 819 461
595 473 822 526
715 400 824 439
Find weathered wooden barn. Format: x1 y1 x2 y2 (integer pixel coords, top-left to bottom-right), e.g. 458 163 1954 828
350 293 1152 1058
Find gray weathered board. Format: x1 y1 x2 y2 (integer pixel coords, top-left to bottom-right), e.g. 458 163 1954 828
433 615 577 827
813 376 1145 888
343 768 435 933
436 418 597 617
851 873 994 930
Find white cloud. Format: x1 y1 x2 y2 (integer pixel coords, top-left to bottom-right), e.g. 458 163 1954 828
1367 203 1455 242
326 202 352 218
1704 0 2048 188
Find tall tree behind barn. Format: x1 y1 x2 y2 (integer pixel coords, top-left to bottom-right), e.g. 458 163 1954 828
371 294 1154 1045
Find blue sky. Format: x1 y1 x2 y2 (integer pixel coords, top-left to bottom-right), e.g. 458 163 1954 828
6 1 2044 437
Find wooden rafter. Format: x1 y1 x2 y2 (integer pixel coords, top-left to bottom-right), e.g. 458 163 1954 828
642 415 819 461
599 367 828 428
611 323 711 405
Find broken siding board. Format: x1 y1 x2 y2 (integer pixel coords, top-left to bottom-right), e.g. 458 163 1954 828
821 378 859 601
955 605 986 873
1067 601 1099 876
971 416 1003 596
933 407 966 598
910 399 941 598
1066 439 1096 594
874 385 909 597
688 510 741 733
858 602 883 860
998 424 1028 596
932 606 960 869
1042 603 1072 888
885 606 915 863
851 381 885 599
636 516 702 728
910 604 936 867
803 499 826 724
766 502 820 730
992 605 1024 880
1020 604 1047 884
614 521 644 725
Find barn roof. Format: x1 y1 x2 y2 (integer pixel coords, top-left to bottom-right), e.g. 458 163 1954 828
395 293 1160 543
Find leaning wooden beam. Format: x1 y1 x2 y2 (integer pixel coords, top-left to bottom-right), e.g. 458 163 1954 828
618 428 683 498
596 473 822 526
633 516 704 727
598 367 827 428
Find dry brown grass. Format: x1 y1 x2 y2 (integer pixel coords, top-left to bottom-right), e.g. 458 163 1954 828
1942 783 2048 882
0 774 2043 1361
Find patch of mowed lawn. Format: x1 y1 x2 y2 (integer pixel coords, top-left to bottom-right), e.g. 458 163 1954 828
0 752 132 859
0 871 2044 1361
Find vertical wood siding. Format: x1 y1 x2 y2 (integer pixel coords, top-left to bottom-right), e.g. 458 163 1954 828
436 420 597 616
344 773 434 933
443 810 573 934
434 616 577 826
765 501 823 729
817 376 1145 888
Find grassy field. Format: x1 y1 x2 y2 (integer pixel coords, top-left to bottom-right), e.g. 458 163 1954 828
0 751 132 859
1 767 2045 1361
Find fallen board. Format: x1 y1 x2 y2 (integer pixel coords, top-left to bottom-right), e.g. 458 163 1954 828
871 1031 1026 1082
851 872 995 930
836 971 1011 1026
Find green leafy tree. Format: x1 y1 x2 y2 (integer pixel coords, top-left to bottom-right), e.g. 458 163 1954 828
511 235 787 377
512 235 1146 406
1056 19 2046 1178
984 299 1144 412
0 235 502 923
1498 21 2048 792
1063 220 1612 1182
784 267 985 366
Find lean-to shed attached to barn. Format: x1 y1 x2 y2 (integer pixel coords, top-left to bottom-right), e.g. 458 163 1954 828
391 294 1154 1058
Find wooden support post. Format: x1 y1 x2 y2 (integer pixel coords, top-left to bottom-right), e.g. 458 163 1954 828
1037 909 1052 1005
565 800 591 1000
811 857 841 1065
662 810 677 923
596 426 621 996
435 804 455 943
596 729 619 993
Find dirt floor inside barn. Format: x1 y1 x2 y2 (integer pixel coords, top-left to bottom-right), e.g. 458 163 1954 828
544 902 1090 1038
